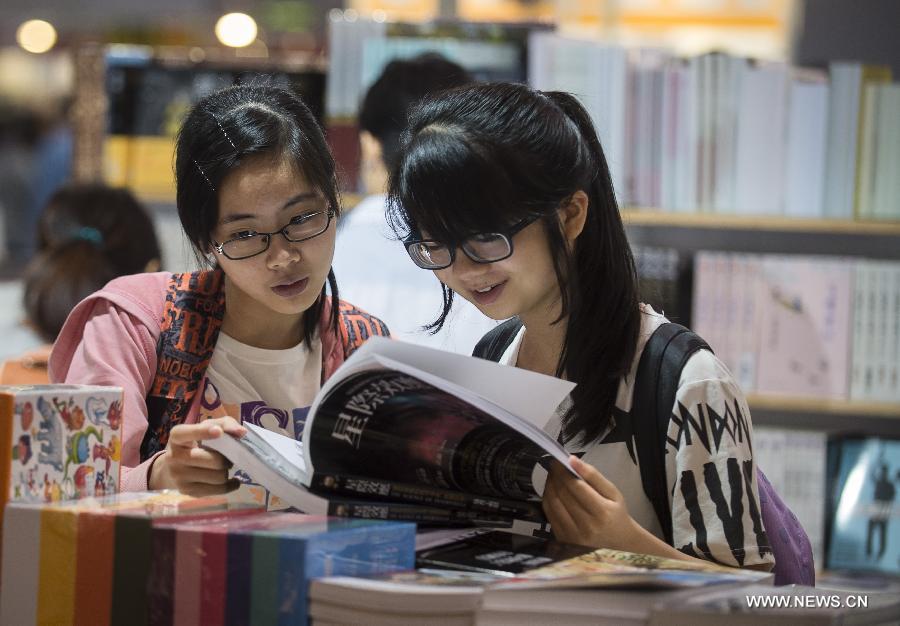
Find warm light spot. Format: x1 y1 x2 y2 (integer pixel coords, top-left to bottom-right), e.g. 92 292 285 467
16 19 57 54
215 13 258 48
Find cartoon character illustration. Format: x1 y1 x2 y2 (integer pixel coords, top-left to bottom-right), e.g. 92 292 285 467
73 466 95 498
107 400 122 431
52 397 86 431
93 435 121 474
20 401 34 431
12 434 32 465
84 397 122 430
36 397 64 471
64 425 103 479
18 465 39 499
43 473 62 502
94 470 107 496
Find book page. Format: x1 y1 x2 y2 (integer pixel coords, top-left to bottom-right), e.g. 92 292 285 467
307 369 573 501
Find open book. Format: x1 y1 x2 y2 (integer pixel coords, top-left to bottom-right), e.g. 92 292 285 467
203 337 576 524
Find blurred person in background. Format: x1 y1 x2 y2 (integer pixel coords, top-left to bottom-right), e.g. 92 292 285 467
332 53 498 353
0 183 161 384
0 101 40 270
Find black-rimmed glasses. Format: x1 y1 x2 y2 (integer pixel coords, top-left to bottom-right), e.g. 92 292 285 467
405 214 541 270
213 208 335 260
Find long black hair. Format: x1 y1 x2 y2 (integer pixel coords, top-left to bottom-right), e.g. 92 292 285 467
174 83 340 345
387 82 641 445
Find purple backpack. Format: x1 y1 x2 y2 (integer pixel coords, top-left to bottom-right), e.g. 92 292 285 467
631 323 815 586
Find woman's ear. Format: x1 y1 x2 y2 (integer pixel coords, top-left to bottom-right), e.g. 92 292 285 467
559 190 589 245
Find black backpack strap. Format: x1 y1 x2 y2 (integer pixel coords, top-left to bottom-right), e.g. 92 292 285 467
472 318 524 361
631 322 711 545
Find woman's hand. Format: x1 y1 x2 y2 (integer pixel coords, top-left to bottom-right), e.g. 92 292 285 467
148 416 247 496
542 455 642 550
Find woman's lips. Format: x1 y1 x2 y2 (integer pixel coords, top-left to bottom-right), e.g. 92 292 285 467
271 277 309 298
471 281 506 306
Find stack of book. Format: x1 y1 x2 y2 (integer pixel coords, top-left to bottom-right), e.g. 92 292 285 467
0 491 416 625
310 541 772 626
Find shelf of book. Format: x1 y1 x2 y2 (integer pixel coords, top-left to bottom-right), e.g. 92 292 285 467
622 209 900 236
749 395 900 437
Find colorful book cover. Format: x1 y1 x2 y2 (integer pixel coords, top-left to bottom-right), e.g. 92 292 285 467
0 384 124 550
826 437 900 576
754 256 853 399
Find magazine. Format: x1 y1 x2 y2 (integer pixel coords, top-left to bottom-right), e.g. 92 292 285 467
202 337 576 523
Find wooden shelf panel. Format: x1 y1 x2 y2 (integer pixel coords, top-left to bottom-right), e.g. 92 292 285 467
747 394 900 419
622 209 900 236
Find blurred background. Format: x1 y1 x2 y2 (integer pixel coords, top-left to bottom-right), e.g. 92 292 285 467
1 0 899 575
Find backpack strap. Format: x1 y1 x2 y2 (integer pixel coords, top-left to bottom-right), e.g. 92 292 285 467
472 318 524 361
631 322 711 545
336 300 390 360
141 270 226 461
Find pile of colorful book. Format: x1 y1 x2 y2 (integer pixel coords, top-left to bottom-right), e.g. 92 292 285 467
0 491 416 625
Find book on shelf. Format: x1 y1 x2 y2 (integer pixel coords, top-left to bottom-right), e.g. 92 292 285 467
753 427 827 568
202 336 575 525
826 436 900 578
646 582 900 626
0 384 124 539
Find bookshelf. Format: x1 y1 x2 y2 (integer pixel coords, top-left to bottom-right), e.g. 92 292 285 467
749 394 900 437
622 209 900 237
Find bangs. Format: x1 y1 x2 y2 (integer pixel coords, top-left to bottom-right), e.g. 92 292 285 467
392 127 527 243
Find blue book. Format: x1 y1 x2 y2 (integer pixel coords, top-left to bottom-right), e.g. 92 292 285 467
826 436 900 576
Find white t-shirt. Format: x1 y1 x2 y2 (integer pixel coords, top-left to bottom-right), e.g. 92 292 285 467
502 305 775 571
332 194 499 354
201 331 322 507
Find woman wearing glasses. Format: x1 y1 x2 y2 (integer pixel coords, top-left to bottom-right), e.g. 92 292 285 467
389 82 774 570
50 84 388 495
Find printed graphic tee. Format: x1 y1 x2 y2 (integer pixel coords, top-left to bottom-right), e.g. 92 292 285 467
502 305 775 570
200 331 323 507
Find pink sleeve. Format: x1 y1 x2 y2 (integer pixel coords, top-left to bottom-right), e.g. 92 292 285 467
51 299 162 491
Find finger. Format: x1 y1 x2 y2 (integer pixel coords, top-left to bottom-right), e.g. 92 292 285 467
185 446 231 470
205 416 247 437
167 422 228 447
178 479 241 498
542 476 580 542
571 456 621 501
170 465 231 486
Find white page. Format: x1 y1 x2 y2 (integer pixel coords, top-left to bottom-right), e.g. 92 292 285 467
332 336 576 428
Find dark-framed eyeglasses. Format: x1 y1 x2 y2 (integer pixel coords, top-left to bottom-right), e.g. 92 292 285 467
405 214 542 270
213 208 335 260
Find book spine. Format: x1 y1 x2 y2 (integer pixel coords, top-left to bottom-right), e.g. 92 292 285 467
310 473 545 522
147 525 176 626
111 515 152 626
225 532 253 626
275 534 307 626
75 511 115 626
37 507 78 625
249 534 280 626
0 504 41 626
173 528 203 626
200 530 228 626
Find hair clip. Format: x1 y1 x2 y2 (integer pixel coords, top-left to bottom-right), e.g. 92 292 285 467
194 159 215 191
74 226 103 246
212 113 237 150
